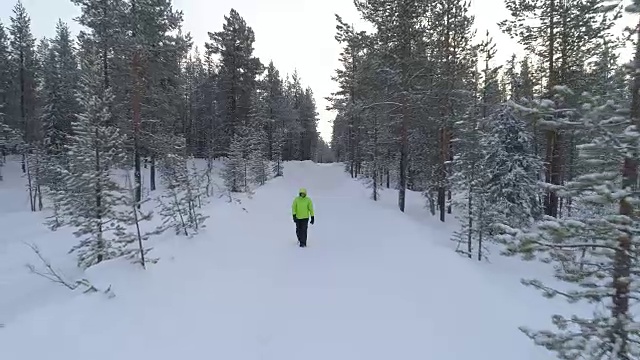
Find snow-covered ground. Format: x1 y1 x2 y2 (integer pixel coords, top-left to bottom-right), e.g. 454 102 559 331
1 158 573 359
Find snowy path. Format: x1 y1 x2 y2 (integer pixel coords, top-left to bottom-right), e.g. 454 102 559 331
1 161 554 360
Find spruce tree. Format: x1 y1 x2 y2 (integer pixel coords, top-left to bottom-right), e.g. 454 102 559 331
483 104 542 230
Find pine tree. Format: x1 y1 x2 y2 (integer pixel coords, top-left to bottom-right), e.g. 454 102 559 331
450 113 491 260
205 9 262 155
53 20 78 147
283 72 304 161
53 56 129 268
0 112 21 181
338 0 477 218
223 128 249 193
499 4 640 356
271 125 285 177
70 0 126 92
9 1 38 144
0 19 18 182
0 21 12 127
503 91 640 360
184 158 208 229
40 21 79 155
115 172 162 268
247 92 270 186
158 153 191 236
40 39 62 152
126 0 191 202
297 87 319 161
25 145 45 211
157 138 208 237
264 61 286 177
428 0 477 221
500 0 622 218
450 55 489 260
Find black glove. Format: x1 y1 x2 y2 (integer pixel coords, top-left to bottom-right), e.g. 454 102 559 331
293 215 297 222
310 216 315 225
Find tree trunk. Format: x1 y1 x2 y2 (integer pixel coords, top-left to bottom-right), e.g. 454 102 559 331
467 187 473 259
20 47 27 173
95 127 104 264
150 155 156 191
545 130 561 217
439 128 447 222
439 4 453 223
398 120 407 212
611 15 640 358
25 151 34 211
131 1 143 207
133 51 142 207
544 0 561 218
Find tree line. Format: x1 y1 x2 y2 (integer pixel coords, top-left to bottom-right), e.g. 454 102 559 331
0 1 322 268
329 0 640 358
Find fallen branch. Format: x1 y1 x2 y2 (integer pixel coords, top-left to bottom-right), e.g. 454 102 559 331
24 242 115 298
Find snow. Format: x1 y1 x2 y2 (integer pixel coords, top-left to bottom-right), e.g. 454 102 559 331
0 158 572 359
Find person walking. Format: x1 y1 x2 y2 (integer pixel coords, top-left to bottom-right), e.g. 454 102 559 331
292 188 314 247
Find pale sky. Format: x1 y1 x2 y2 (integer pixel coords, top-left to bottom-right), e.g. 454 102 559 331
0 0 526 142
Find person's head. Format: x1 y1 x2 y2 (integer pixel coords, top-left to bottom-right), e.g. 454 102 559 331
298 188 307 197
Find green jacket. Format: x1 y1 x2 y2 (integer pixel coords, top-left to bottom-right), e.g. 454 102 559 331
292 195 314 219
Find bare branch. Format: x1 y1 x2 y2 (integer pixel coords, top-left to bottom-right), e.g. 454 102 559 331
361 101 404 109
23 242 115 298
24 242 76 290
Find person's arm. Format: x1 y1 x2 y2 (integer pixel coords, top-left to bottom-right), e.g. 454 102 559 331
292 198 297 221
308 198 315 224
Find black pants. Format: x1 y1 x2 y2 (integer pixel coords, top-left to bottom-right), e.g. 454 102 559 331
295 218 309 246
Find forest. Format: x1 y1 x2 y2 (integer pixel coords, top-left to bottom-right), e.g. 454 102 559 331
0 0 328 264
329 0 640 357
2 0 640 357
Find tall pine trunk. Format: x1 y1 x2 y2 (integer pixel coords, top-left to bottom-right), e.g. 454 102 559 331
439 3 453 223
398 103 407 212
94 127 104 264
438 128 448 222
466 187 473 259
131 1 142 208
544 0 561 218
397 2 410 213
150 155 156 191
25 150 34 211
133 52 142 207
20 47 26 173
611 15 640 357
